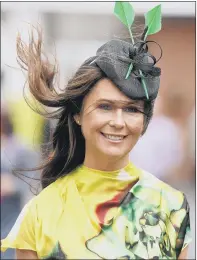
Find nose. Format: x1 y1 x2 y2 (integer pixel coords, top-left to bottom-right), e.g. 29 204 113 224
112 109 125 128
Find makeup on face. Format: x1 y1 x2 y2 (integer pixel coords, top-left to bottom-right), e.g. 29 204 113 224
82 98 145 127
95 99 144 113
80 79 144 162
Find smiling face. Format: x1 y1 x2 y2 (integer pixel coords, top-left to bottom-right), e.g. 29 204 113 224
75 78 144 167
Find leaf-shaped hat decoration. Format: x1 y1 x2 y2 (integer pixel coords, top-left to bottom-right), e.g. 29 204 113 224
114 2 135 44
113 2 162 100
144 4 162 39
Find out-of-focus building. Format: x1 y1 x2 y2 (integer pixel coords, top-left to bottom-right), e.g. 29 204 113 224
1 2 195 259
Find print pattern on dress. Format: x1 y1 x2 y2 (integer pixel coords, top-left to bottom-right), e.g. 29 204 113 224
86 187 190 259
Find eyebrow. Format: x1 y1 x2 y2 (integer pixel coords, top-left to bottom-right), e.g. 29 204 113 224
96 98 143 106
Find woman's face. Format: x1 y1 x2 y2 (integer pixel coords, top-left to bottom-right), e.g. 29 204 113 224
76 78 144 160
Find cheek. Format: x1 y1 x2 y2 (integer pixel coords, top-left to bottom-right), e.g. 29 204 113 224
127 116 144 136
81 113 105 139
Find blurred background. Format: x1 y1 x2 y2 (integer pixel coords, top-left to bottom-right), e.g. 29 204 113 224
1 2 195 259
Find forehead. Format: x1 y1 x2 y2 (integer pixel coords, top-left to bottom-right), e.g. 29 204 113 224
84 78 143 106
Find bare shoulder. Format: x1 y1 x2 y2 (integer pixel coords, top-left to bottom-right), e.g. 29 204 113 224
16 249 38 259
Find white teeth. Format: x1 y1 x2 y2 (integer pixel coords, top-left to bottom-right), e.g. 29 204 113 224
104 134 124 140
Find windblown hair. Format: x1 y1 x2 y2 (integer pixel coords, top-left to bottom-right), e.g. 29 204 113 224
16 27 154 190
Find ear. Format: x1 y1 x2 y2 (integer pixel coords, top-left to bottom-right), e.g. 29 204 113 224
73 114 81 125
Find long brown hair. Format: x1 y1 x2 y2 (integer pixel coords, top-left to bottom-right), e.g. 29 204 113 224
15 27 154 190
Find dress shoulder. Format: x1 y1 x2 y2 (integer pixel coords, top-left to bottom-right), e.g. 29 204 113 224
1 176 69 254
139 169 186 203
1 196 38 252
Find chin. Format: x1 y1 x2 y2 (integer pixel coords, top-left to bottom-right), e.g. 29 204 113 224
98 146 129 159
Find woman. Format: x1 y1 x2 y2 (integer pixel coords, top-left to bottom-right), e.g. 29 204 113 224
1 20 191 260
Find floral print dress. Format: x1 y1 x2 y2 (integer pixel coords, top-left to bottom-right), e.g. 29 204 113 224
1 162 191 259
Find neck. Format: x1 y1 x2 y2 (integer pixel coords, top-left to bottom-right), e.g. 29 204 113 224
83 152 130 171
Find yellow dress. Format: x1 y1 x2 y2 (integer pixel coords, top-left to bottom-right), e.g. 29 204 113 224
1 162 192 259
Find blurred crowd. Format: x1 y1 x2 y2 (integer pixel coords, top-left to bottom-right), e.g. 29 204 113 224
130 91 195 185
1 102 43 258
